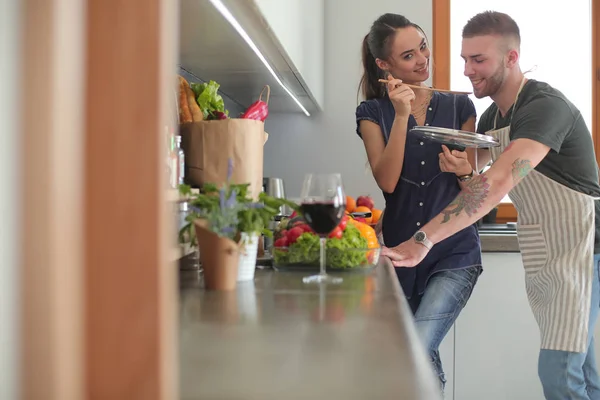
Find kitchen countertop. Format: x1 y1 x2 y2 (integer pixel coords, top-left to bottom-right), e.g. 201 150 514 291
174 226 520 266
477 223 520 252
178 258 443 400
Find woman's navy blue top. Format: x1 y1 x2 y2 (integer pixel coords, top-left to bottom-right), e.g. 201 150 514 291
355 92 482 298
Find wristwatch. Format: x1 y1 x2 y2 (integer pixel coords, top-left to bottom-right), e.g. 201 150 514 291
413 230 433 250
457 169 474 182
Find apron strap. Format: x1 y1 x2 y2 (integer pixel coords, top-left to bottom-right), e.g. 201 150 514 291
493 76 528 130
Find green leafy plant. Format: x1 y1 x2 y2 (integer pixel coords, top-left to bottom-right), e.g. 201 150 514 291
178 159 298 247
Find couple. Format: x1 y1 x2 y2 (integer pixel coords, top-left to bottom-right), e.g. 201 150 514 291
356 11 600 400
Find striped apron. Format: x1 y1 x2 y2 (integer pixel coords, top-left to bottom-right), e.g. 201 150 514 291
486 78 597 352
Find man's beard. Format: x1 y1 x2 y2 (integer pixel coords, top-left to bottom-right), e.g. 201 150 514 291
474 64 505 99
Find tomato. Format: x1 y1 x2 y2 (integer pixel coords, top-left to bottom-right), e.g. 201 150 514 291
277 229 288 239
274 237 288 248
286 226 304 244
367 249 375 264
328 226 343 239
338 215 348 231
297 223 313 233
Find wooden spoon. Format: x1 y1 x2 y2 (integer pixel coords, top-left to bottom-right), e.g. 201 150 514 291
378 79 472 95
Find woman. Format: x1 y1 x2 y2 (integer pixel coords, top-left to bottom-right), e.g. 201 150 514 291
355 13 482 390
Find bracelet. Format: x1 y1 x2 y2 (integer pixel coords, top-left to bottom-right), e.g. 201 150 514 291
457 170 474 182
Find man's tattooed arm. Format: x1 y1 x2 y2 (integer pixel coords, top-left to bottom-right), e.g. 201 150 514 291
441 175 491 223
511 158 533 184
440 159 531 224
423 139 550 245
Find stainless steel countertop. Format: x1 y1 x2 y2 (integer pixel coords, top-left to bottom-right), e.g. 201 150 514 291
477 223 520 252
480 233 520 252
179 259 442 400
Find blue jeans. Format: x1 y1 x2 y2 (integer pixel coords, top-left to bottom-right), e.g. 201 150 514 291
538 254 600 399
406 266 482 390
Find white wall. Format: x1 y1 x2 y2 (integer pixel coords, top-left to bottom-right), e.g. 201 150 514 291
254 0 325 108
0 0 21 398
263 0 432 206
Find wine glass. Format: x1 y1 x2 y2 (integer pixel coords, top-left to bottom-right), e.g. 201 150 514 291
299 173 346 284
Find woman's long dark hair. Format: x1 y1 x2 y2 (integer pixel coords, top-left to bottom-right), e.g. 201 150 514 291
359 13 426 100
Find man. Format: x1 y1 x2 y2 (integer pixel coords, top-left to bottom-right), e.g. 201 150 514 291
382 11 600 399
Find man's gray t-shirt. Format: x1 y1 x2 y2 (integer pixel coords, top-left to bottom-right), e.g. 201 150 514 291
477 79 600 253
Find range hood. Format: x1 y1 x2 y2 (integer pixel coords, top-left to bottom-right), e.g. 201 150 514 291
179 0 322 115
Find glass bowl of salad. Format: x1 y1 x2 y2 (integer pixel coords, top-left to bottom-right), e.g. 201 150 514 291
272 246 380 271
270 216 380 272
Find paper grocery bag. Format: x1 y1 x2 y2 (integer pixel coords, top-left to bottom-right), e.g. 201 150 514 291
180 118 268 199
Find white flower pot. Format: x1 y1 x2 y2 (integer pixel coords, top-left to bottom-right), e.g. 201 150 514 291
237 232 259 282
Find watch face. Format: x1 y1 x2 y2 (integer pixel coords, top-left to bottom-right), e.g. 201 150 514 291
414 231 425 242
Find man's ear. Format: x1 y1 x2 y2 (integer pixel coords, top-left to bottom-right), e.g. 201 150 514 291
506 48 519 68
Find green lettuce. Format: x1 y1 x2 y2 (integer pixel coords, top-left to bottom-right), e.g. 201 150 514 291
325 225 368 268
190 80 228 120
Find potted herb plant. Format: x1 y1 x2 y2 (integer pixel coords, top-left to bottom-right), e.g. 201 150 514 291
179 160 297 289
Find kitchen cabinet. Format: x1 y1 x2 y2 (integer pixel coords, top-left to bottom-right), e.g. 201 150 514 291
437 252 600 399
592 270 600 377
179 0 323 114
453 253 544 399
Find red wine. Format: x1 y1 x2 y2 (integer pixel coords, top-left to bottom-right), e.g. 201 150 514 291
300 202 345 235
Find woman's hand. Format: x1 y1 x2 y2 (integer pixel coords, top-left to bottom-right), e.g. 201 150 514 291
386 74 414 118
439 145 473 176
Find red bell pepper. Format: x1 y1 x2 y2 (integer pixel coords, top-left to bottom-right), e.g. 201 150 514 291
241 85 270 121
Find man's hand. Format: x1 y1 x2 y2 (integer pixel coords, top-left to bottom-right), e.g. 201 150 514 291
381 240 430 267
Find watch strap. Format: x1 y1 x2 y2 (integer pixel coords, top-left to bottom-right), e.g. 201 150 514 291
414 231 433 250
457 169 474 182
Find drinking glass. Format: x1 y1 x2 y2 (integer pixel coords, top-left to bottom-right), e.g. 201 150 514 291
299 173 346 284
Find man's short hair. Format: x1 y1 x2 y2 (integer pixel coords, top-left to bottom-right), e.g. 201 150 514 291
463 11 521 49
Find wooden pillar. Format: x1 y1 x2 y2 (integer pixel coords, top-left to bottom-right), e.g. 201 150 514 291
20 0 178 398
432 0 450 90
83 0 178 398
21 0 86 398
593 0 600 166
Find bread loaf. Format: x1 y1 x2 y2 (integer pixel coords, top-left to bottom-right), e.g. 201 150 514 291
184 82 203 121
177 76 193 123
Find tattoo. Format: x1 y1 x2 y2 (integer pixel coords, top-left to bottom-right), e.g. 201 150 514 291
511 158 533 184
441 175 490 223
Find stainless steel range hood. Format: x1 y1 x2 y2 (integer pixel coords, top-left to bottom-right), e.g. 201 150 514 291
178 0 322 115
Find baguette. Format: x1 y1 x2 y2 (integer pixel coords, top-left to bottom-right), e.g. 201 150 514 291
184 81 203 121
177 75 193 123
